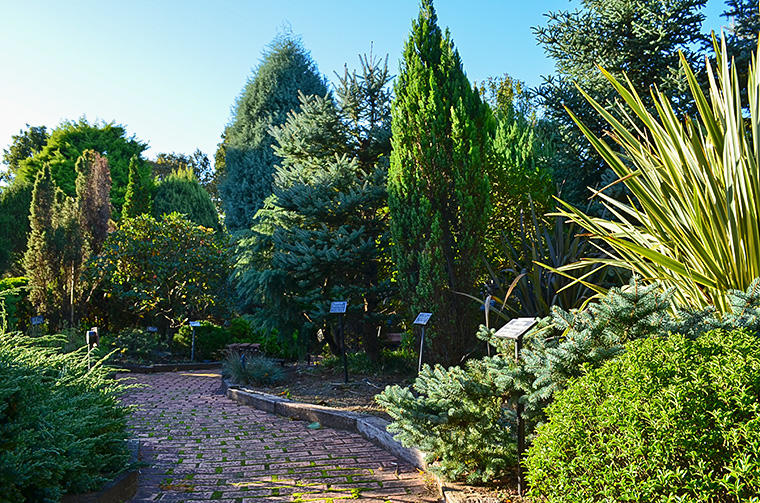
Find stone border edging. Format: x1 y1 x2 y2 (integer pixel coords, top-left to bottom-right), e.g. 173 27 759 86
61 439 140 503
221 378 427 470
117 362 222 373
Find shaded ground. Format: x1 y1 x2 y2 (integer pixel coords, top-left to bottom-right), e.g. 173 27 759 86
123 369 438 502
249 365 412 421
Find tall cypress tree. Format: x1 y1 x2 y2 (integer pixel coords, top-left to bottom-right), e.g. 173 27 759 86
24 165 59 322
76 150 112 256
388 0 494 366
220 34 327 232
123 155 152 218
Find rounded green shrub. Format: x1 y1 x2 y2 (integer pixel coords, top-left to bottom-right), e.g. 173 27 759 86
222 352 285 386
526 329 760 502
173 322 230 361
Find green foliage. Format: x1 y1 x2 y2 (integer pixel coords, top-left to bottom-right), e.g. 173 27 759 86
90 213 230 330
388 0 494 366
222 352 285 386
123 155 152 218
0 182 32 275
0 277 29 331
0 332 131 501
321 348 414 376
15 118 149 218
221 34 328 231
377 358 516 484
174 322 231 361
152 168 219 230
723 0 759 106
526 329 760 502
534 0 708 201
1 124 48 184
102 328 170 365
556 34 760 314
234 53 393 360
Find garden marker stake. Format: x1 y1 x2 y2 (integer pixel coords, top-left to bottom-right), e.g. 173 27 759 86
413 312 432 373
495 317 538 496
330 301 348 383
189 321 201 361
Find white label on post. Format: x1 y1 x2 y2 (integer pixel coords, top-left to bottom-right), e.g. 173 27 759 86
147 326 158 333
494 317 538 340
413 312 432 325
189 321 201 327
330 301 348 314
31 316 44 326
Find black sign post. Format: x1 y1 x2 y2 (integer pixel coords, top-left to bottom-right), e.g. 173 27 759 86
330 301 348 383
86 327 99 370
189 321 200 361
494 317 538 496
413 312 432 373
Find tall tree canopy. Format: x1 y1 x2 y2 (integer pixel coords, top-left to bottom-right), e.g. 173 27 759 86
388 0 494 366
234 53 393 360
220 34 328 232
15 119 149 218
1 124 49 184
534 0 708 202
152 168 220 230
123 155 153 218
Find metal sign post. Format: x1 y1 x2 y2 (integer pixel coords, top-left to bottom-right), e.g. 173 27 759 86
330 301 348 383
30 315 43 335
413 312 432 373
189 321 201 361
494 317 538 496
86 327 99 370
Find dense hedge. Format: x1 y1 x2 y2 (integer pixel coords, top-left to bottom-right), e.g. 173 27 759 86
0 332 131 502
526 329 760 502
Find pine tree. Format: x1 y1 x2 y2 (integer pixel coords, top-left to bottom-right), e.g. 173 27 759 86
24 165 59 323
235 54 393 360
220 34 328 232
534 0 708 202
723 0 760 106
153 168 219 230
76 150 112 256
123 155 152 218
388 0 494 366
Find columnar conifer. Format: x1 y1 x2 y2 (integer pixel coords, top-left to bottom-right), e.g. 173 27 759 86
388 0 494 366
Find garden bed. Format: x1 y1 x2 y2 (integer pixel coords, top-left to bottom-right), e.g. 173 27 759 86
238 362 413 421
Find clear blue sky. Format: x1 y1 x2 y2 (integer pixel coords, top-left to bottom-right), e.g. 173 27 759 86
0 0 727 161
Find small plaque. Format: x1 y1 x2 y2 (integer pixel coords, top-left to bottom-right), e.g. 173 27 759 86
146 326 158 333
494 317 538 340
330 301 348 314
413 312 432 326
31 315 44 326
189 321 201 327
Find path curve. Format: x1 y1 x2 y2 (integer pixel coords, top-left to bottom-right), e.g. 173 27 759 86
123 370 437 502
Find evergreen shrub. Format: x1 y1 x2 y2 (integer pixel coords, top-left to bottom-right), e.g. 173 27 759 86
526 329 760 502
173 322 230 361
0 332 131 501
104 328 170 364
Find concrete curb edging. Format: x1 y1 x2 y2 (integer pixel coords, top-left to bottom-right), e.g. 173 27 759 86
118 362 222 373
61 439 140 503
222 379 427 470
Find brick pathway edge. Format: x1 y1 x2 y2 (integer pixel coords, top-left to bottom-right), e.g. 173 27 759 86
222 379 429 471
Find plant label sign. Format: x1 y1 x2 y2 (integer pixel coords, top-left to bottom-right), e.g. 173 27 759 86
494 317 538 340
146 326 158 333
330 301 348 314
31 315 44 326
189 321 201 327
413 312 432 325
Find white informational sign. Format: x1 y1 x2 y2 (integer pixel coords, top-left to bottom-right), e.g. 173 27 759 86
146 326 158 333
31 315 44 326
494 317 538 340
189 321 201 327
413 312 432 326
330 301 348 314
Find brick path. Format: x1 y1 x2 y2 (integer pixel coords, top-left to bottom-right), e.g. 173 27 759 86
123 370 438 502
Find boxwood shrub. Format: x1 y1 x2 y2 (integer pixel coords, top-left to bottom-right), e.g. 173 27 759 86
526 329 760 502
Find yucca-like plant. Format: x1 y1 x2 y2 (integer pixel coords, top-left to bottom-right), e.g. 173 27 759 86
559 34 760 313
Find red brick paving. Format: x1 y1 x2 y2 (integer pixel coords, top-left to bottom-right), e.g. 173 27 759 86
122 370 438 502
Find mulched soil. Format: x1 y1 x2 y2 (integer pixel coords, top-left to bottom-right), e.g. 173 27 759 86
244 363 414 421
